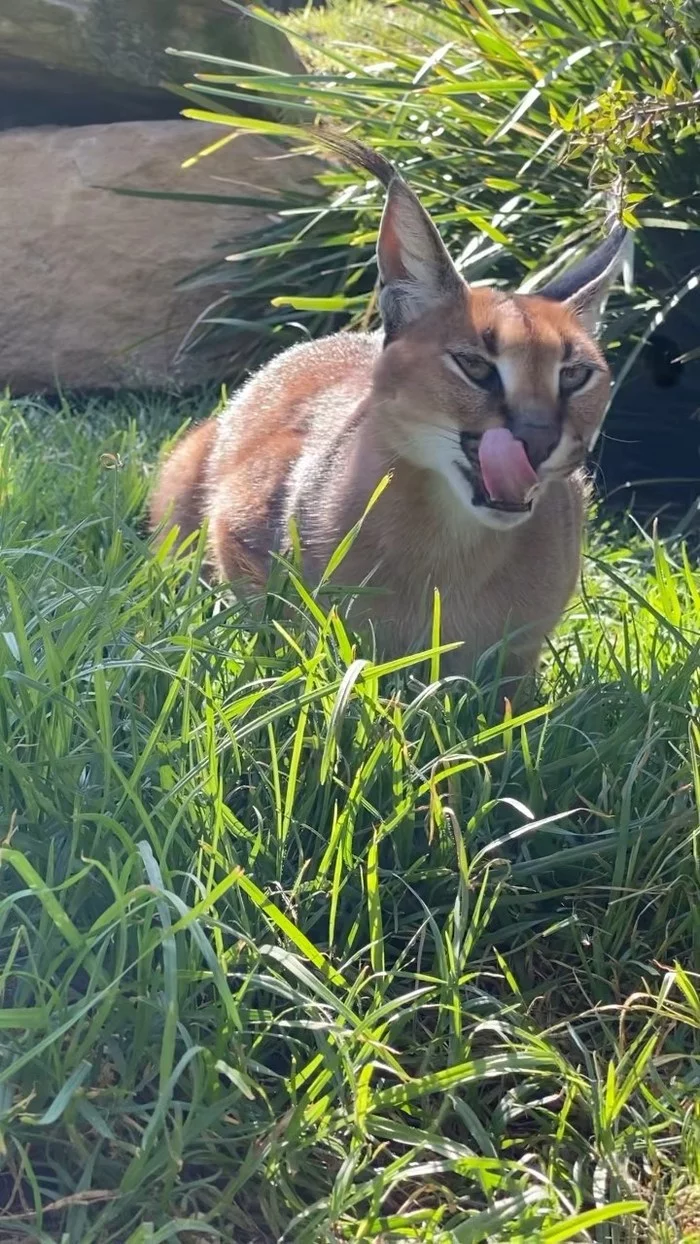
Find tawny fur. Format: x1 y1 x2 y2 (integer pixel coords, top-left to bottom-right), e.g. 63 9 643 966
150 141 628 684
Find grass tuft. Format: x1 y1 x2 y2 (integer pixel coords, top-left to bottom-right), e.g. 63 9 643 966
0 393 698 1241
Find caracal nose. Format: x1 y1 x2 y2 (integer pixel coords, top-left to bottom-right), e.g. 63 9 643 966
513 421 559 470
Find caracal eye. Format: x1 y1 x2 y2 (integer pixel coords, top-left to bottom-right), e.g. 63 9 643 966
560 363 593 393
449 352 496 387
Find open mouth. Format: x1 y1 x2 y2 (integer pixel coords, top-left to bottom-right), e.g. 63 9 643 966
456 462 533 514
480 495 532 514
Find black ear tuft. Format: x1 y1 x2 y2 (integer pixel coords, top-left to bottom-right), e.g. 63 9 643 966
312 129 400 191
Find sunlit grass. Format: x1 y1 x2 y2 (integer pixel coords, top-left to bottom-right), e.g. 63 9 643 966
0 392 699 1242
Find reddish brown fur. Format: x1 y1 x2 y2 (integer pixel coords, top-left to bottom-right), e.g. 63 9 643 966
149 158 626 687
149 418 216 544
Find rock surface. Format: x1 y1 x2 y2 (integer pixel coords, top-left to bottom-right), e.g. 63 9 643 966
0 120 316 392
0 0 304 124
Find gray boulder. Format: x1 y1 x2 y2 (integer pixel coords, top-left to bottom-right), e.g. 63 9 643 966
0 0 304 126
0 120 317 393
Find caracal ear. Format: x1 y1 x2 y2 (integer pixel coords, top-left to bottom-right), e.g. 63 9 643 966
376 179 465 340
375 180 467 340
311 132 465 339
533 224 633 337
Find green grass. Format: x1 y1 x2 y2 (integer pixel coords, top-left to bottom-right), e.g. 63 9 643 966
0 391 699 1243
163 0 700 385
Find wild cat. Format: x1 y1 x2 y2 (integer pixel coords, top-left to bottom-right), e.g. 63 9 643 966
150 136 630 685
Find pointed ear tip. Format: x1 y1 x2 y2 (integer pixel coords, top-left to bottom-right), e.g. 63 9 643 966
611 221 633 247
386 174 415 199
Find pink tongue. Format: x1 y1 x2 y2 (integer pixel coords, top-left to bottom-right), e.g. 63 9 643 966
478 427 538 506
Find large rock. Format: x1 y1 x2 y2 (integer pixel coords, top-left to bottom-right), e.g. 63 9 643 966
0 120 317 393
0 0 304 125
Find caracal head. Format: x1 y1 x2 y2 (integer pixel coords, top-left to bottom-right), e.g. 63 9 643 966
339 139 632 531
